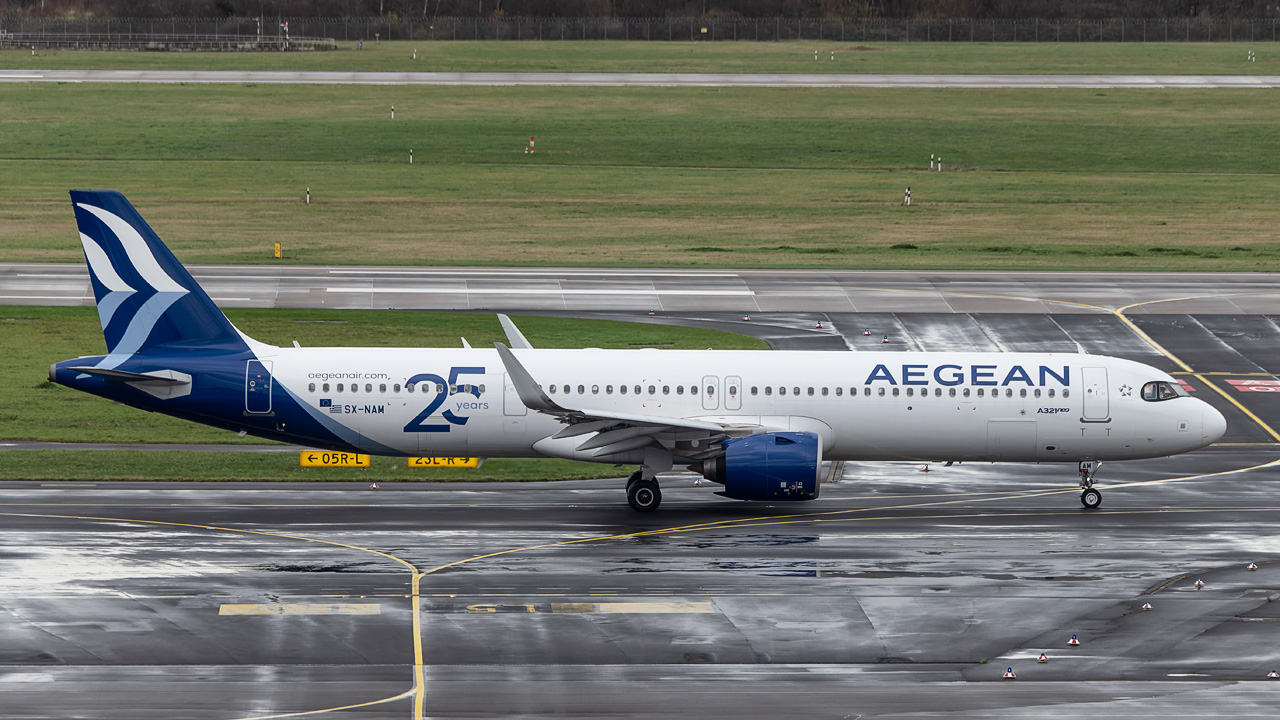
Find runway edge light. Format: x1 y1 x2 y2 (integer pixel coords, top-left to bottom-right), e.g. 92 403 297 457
1194 578 1205 589
1037 653 1048 664
1068 634 1080 646
1142 602 1153 611
1003 667 1016 679
1268 670 1278 679
1248 562 1258 571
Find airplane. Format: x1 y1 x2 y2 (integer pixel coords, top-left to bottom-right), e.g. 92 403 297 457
50 191 1228 512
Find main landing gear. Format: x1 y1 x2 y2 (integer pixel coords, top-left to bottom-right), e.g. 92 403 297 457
626 470 662 512
1078 460 1102 510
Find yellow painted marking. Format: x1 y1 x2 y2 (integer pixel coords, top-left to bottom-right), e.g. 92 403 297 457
219 604 380 616
0 511 421 720
408 457 481 468
300 451 369 467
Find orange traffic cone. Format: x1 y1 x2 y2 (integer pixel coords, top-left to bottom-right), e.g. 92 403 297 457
1003 667 1016 679
1248 562 1258 571
1037 653 1048 664
1141 602 1153 611
1194 578 1204 589
1068 634 1080 646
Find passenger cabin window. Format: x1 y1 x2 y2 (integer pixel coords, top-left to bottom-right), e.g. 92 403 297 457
1142 381 1184 401
407 383 415 393
821 387 829 396
792 387 800 396
750 387 758 396
634 385 641 395
578 385 585 395
380 384 386 393
729 385 737 396
707 386 715 396
779 387 787 396
394 384 401 393
679 386 687 395
934 388 942 397
808 387 815 396
878 388 886 397
620 385 627 395
863 387 871 397
835 387 842 397
592 385 600 395
765 387 773 396
337 383 344 392
606 385 613 395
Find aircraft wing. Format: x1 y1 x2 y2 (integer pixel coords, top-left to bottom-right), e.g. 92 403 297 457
494 343 745 459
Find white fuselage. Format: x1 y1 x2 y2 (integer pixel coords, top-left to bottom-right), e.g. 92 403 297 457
263 347 1224 464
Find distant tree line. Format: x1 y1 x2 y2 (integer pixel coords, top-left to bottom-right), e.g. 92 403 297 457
3 0 1278 19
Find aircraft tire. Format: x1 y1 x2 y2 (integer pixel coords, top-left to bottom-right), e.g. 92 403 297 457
625 470 643 489
627 479 662 512
1080 488 1102 510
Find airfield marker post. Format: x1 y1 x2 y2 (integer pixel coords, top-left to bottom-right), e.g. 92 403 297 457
904 188 911 206
390 105 394 120
930 154 935 170
306 188 310 204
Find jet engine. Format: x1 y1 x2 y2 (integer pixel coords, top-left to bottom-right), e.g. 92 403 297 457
690 431 821 501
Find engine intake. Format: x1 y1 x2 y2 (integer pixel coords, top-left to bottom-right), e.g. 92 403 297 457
692 431 822 502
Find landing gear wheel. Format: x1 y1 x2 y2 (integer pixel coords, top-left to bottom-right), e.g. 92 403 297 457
627 479 662 512
625 470 643 489
1080 487 1102 510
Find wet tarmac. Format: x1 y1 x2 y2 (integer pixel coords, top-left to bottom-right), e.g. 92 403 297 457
5 292 1280 715
2 447 1279 719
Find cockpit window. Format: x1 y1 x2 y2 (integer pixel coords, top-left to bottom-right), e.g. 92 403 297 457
1142 381 1185 401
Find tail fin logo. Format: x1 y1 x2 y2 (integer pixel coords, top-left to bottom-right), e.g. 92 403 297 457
75 202 189 366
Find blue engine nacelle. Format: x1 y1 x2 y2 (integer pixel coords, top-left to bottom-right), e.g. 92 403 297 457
693 431 822 501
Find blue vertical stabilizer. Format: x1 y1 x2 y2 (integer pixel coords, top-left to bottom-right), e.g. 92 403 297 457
70 190 249 362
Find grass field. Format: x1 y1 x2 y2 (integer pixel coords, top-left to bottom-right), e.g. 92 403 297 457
0 306 762 480
0 450 625 481
2 81 1279 270
2 304 761 424
3 40 1277 75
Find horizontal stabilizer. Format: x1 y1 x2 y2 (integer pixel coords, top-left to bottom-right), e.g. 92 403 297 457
66 366 192 399
67 366 191 384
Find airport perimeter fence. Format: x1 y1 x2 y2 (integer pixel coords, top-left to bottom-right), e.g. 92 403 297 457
1 16 1278 46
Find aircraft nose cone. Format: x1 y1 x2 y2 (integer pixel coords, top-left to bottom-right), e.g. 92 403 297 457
1203 403 1227 444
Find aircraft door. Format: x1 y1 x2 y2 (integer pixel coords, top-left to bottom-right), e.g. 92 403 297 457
1082 366 1110 421
502 373 527 417
245 360 273 414
701 375 719 411
725 375 742 411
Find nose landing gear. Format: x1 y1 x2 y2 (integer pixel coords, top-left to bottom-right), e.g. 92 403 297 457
1079 460 1102 509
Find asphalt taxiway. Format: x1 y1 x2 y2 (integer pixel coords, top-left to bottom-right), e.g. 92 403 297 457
6 270 1280 717
5 263 1280 314
2 446 1279 719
